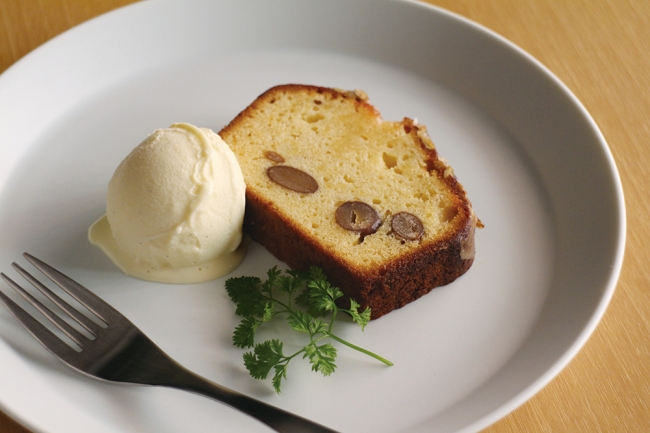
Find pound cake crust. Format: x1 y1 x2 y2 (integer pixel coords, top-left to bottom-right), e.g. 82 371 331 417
220 84 479 319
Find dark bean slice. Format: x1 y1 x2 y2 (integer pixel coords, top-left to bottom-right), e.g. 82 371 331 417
335 201 381 235
267 165 318 193
391 212 424 241
264 150 285 163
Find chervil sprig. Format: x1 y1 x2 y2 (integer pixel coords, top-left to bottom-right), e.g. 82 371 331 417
225 266 392 393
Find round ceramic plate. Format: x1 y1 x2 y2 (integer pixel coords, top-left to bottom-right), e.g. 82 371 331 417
0 1 625 432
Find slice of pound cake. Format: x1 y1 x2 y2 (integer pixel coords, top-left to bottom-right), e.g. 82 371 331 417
220 84 480 319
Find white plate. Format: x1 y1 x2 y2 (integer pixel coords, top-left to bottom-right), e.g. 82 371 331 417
0 1 625 432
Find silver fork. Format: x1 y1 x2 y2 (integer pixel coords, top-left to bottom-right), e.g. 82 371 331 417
0 253 339 433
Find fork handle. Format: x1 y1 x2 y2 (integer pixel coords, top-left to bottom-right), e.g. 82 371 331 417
163 368 339 433
97 330 339 432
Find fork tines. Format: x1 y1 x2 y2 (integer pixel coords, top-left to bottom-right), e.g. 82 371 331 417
0 253 108 352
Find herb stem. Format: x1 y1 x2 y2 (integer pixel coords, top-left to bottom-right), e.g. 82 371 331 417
327 333 393 366
285 349 304 361
328 309 337 333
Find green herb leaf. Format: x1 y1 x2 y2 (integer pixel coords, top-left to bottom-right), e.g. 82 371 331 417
226 266 392 393
233 316 259 348
262 301 276 322
287 310 313 333
303 342 337 376
225 276 265 317
306 278 342 314
244 339 285 380
346 299 371 331
272 363 288 394
261 266 281 294
294 287 312 310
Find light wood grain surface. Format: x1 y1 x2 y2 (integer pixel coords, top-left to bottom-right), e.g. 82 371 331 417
1 1 649 432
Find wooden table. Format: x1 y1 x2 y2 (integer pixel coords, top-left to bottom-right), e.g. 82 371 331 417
1 1 648 432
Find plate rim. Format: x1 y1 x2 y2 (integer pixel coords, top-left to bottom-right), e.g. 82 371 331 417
0 1 626 432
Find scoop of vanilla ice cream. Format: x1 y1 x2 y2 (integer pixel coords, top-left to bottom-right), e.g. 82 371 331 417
89 123 247 283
